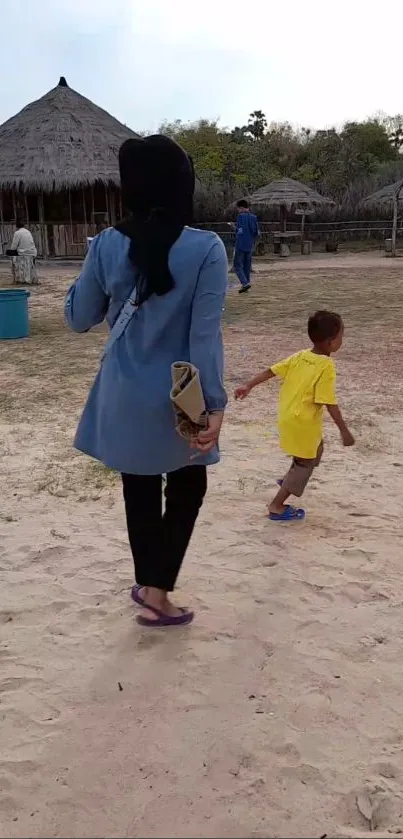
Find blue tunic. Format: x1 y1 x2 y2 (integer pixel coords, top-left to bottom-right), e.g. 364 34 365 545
64 226 228 475
235 211 259 251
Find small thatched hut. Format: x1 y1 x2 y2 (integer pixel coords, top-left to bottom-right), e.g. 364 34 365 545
246 177 334 209
245 177 334 229
0 77 138 257
237 177 334 254
361 179 403 256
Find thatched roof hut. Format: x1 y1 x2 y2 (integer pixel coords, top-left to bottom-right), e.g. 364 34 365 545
0 77 139 256
361 179 403 256
361 179 403 207
240 177 334 244
246 177 334 210
0 76 138 192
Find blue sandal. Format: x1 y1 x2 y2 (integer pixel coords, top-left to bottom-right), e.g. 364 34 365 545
268 505 305 522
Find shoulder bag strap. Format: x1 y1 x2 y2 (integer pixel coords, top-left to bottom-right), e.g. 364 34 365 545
102 275 143 360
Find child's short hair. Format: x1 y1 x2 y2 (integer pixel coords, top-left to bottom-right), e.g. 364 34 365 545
237 199 249 209
308 310 343 343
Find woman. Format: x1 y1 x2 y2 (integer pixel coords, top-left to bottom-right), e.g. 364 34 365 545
64 136 228 627
6 218 38 285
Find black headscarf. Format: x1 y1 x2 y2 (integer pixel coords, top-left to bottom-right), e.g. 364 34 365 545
115 135 195 302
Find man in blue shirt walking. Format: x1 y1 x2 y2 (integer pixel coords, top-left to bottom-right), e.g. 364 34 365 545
233 199 259 293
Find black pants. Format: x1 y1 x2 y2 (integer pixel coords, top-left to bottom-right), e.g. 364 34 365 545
122 466 207 591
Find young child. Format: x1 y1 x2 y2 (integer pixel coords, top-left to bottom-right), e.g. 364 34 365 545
234 310 354 521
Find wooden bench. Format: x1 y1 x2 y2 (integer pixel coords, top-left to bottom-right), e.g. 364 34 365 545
273 231 301 257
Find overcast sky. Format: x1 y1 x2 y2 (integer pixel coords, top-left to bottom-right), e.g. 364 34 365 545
2 0 402 132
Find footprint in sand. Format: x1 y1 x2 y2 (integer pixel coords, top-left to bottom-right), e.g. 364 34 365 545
374 761 398 779
341 547 377 565
62 575 112 595
4 688 62 725
300 581 335 602
136 633 166 650
24 546 70 564
297 618 324 634
0 648 14 661
0 759 39 778
271 742 301 763
70 605 108 619
0 794 20 818
0 676 44 694
258 641 275 670
281 762 323 787
0 611 16 624
338 581 374 604
289 689 333 729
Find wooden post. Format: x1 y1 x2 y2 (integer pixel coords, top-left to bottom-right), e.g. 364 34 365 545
280 204 287 232
38 192 48 258
67 189 73 257
108 188 116 226
91 185 95 226
391 184 403 257
68 189 73 227
0 192 3 254
104 183 109 225
11 189 17 221
300 211 305 253
392 195 398 257
24 192 29 224
82 187 88 239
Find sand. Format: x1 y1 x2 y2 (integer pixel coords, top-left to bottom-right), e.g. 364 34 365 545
1 253 403 838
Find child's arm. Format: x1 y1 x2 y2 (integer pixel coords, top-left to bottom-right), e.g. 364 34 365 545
327 404 355 446
234 368 275 400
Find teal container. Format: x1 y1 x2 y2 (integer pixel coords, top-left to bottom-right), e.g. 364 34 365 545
0 289 30 339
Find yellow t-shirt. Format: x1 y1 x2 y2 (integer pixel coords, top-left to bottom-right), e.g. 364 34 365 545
271 350 337 459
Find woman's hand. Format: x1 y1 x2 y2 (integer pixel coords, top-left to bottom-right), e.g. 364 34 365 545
193 411 224 453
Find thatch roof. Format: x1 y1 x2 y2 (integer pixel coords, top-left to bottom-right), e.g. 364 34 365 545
361 178 403 207
0 77 139 192
245 177 334 209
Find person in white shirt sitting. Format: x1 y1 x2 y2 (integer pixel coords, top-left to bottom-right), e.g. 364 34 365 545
6 217 38 285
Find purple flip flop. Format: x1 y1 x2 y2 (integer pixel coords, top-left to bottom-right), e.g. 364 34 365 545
132 585 194 626
131 584 146 606
136 603 194 628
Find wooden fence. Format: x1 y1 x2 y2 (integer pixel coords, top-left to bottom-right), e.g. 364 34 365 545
1 219 402 259
198 220 403 242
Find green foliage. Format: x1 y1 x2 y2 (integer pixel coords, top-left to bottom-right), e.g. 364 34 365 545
159 112 403 219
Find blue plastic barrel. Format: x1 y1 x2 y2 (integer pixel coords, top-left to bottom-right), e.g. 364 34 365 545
0 289 30 339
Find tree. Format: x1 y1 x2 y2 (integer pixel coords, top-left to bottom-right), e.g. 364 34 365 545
385 115 403 150
246 110 268 140
159 111 402 219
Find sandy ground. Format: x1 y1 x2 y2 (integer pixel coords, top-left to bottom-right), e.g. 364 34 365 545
1 253 403 838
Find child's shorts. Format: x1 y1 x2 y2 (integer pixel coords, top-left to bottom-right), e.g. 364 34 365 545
281 441 323 498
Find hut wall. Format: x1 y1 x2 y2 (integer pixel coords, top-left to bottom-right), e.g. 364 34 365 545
0 184 123 258
52 223 98 257
1 221 98 258
0 222 48 256
0 223 13 250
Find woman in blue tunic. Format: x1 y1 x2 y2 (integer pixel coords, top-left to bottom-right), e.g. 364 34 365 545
65 136 228 627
